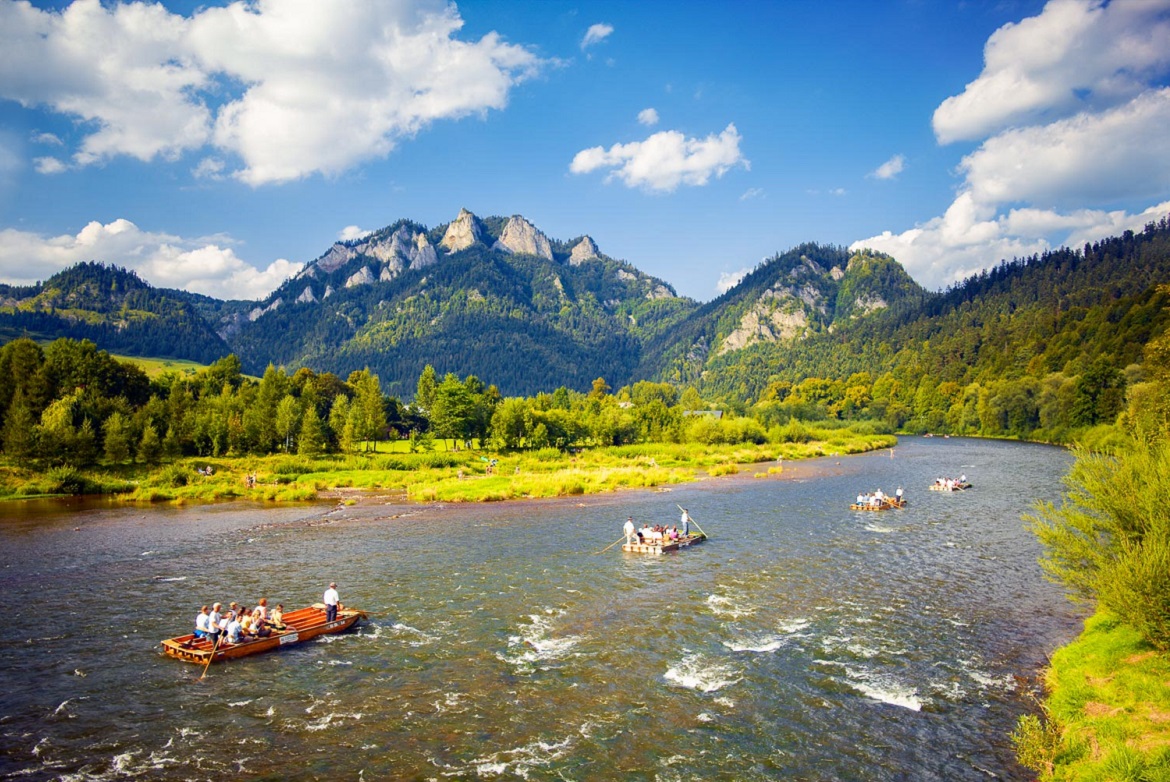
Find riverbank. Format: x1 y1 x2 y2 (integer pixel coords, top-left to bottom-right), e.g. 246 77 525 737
0 431 896 505
1014 611 1170 780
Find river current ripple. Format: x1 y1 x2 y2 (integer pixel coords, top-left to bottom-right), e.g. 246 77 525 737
0 437 1081 780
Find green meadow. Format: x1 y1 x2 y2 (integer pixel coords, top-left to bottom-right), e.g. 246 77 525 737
0 431 895 505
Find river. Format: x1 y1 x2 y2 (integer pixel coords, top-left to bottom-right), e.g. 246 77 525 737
0 436 1081 780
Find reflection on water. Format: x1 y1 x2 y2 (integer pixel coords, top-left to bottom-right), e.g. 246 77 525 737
0 437 1080 780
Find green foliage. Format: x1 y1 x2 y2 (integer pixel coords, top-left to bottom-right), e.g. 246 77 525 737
1029 441 1170 649
103 411 132 463
1022 611 1170 781
42 466 101 495
1011 712 1061 777
0 262 230 363
138 423 161 462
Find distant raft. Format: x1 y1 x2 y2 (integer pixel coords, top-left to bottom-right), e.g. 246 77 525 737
856 498 907 510
850 498 907 511
161 604 366 665
623 533 706 555
929 481 972 492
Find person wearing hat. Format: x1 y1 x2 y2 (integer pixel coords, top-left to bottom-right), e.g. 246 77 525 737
323 582 340 622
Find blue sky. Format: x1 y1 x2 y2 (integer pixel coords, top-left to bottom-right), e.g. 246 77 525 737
1 0 1169 302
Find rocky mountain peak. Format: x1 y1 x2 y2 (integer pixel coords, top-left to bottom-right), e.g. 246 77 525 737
440 208 486 253
492 215 553 260
569 236 601 266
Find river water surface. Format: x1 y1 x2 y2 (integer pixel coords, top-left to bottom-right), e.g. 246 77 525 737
0 437 1082 780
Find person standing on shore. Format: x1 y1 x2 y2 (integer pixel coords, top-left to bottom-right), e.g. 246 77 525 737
324 582 339 622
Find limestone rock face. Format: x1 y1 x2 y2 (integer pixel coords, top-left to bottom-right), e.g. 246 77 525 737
345 266 375 288
569 236 600 266
493 215 553 260
850 293 888 316
249 297 283 321
412 233 438 269
318 244 356 273
296 286 317 304
440 208 486 253
646 283 672 300
717 281 828 354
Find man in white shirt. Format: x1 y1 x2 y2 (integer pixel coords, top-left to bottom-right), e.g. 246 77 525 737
207 603 222 647
623 517 635 545
225 612 243 644
324 582 340 622
195 606 210 639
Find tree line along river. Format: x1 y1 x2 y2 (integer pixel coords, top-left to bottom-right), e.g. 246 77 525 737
0 436 1081 780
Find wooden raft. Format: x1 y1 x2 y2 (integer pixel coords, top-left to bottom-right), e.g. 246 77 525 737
161 605 366 665
622 534 706 555
929 482 972 492
850 498 907 511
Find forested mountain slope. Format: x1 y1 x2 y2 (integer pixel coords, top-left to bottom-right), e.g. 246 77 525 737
227 209 696 396
640 242 927 385
693 217 1170 439
0 263 231 363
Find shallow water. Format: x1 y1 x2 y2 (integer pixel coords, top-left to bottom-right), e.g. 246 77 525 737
0 437 1080 780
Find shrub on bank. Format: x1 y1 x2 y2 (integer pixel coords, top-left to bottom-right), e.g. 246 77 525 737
1028 441 1170 650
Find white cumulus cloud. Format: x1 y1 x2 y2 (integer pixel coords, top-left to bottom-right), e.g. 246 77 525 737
338 225 372 242
870 154 905 180
637 107 659 126
0 0 544 185
570 123 748 192
855 0 1170 290
852 197 1170 290
581 23 613 49
933 0 1170 144
716 268 750 294
34 156 67 175
959 88 1170 208
0 219 300 300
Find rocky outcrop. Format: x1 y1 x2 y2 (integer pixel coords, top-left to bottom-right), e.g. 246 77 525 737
356 226 438 281
296 286 317 304
345 266 375 288
646 283 673 300
317 244 356 273
569 236 600 265
717 282 828 354
493 216 553 260
249 297 283 321
440 208 486 253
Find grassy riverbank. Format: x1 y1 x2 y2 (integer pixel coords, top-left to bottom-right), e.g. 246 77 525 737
0 429 895 504
1014 612 1170 780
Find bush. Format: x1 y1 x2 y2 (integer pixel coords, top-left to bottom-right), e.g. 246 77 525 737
1011 712 1060 777
1028 441 1170 649
155 463 195 488
772 419 812 444
43 466 99 496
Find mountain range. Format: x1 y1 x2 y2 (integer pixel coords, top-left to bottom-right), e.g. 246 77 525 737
1 208 1168 402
